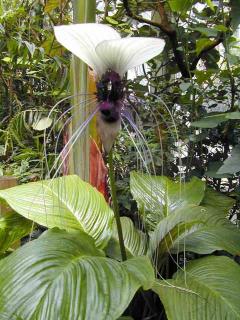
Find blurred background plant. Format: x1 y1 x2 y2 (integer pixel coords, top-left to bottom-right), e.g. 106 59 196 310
0 0 71 182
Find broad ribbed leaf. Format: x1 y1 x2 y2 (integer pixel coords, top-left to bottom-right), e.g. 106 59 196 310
0 229 154 320
106 217 148 260
173 225 240 255
130 172 205 227
0 212 32 253
149 206 205 254
0 312 22 320
0 175 114 248
153 256 240 319
150 205 239 258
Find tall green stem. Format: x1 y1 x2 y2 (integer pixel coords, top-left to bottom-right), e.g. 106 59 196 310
108 149 127 261
70 0 96 180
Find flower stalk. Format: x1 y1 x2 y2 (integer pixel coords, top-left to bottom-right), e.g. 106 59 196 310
108 149 127 261
70 0 96 181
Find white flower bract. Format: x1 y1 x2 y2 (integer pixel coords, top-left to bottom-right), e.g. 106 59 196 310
54 23 165 78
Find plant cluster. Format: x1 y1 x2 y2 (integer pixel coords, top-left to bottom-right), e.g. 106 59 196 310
0 0 240 319
0 173 239 319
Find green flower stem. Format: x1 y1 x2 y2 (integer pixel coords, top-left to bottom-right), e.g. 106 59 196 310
108 149 127 261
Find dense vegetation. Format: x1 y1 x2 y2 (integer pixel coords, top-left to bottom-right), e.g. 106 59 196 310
0 0 240 319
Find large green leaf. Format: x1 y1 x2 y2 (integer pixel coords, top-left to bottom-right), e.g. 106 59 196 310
173 225 240 255
0 212 32 253
0 175 114 248
0 229 154 320
131 173 236 259
149 206 206 255
106 217 148 260
130 172 205 227
150 203 239 258
153 256 240 319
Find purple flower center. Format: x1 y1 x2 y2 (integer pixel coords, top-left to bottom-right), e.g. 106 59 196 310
96 70 124 123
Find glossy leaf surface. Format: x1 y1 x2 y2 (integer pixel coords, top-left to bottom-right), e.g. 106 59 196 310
0 229 154 320
106 217 148 260
0 175 114 248
154 256 240 320
0 212 32 253
130 172 205 227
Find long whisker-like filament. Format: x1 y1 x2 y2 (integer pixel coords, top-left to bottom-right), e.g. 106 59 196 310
147 93 188 274
141 98 179 154
44 97 97 176
125 94 188 276
48 93 95 119
122 109 156 175
123 105 156 174
148 92 182 175
121 118 151 175
48 106 99 180
47 97 97 141
53 98 97 156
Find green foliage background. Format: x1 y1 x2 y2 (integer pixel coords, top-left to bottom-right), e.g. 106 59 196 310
0 0 71 181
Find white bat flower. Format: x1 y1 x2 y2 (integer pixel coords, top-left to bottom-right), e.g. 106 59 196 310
54 23 165 78
54 23 165 153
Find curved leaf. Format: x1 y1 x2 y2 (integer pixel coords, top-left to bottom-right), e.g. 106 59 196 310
149 206 205 255
173 225 240 255
153 256 240 319
150 205 240 258
0 229 154 320
130 172 205 228
0 175 114 248
0 212 32 253
106 217 148 260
